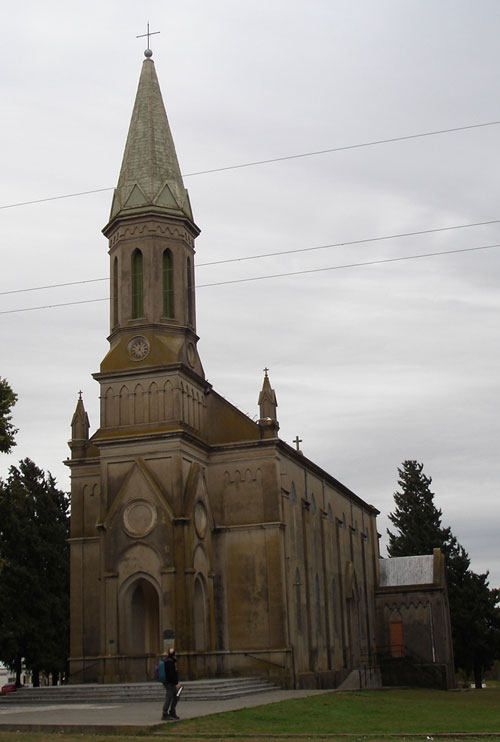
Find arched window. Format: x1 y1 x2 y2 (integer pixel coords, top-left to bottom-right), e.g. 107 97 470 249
315 574 321 634
294 568 302 632
332 578 338 636
132 249 143 318
112 257 119 327
193 575 209 651
187 257 193 325
162 249 173 317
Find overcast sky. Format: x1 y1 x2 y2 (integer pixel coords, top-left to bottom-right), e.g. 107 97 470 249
1 0 499 587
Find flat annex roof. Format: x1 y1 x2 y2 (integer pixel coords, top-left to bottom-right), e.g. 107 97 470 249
379 554 434 587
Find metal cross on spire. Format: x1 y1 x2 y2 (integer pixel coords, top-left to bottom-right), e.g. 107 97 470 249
137 22 160 57
293 435 302 451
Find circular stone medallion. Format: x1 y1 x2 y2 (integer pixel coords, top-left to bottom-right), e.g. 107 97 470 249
127 335 150 361
123 500 157 538
194 500 208 539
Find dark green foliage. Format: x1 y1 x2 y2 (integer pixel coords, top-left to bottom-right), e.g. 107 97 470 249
448 561 500 688
387 460 500 686
387 460 450 557
0 459 70 685
0 377 18 453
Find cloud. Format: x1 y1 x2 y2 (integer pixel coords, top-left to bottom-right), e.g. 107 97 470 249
1 0 499 589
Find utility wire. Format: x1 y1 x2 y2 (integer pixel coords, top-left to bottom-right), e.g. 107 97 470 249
1 119 500 211
0 297 110 314
0 187 114 211
2 217 500 297
196 242 500 288
197 217 500 267
0 277 108 296
1 241 498 315
182 120 500 177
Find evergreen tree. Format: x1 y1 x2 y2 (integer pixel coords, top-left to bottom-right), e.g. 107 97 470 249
0 377 18 453
447 559 500 688
387 459 500 687
387 460 452 557
0 459 70 685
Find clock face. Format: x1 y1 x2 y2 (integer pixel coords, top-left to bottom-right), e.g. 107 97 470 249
127 335 150 361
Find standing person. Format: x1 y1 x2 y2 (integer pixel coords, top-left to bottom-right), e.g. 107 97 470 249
162 648 180 721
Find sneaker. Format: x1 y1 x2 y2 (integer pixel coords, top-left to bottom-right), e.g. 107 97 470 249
169 713 180 720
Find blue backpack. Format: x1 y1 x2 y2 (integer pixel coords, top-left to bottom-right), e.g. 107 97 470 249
154 659 166 683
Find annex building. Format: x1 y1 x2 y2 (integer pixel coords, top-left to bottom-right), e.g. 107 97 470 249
67 50 455 690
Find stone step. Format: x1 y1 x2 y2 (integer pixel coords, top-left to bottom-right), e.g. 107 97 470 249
5 678 269 699
0 677 277 705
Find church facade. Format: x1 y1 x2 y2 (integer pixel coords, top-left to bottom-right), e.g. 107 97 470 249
67 51 454 689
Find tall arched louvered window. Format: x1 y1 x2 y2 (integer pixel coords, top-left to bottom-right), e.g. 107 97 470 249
132 249 144 318
163 249 173 318
187 257 194 325
112 256 119 327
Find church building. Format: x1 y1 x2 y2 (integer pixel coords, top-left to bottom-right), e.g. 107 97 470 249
67 49 454 689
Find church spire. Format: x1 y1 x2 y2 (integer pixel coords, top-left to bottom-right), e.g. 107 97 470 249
69 392 90 458
107 54 195 227
258 368 279 439
99 52 204 381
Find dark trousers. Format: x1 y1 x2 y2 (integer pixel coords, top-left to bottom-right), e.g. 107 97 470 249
162 683 178 716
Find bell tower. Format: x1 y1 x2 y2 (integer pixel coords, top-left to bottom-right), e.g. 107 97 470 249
101 49 202 376
95 49 207 438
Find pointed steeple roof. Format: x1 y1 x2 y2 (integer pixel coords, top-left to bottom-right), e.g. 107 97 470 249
258 368 279 439
108 54 195 225
258 368 278 420
71 392 90 442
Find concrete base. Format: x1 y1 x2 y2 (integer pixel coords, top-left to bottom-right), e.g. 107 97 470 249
337 667 382 690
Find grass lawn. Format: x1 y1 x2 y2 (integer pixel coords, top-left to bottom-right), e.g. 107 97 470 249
157 686 500 738
0 687 499 742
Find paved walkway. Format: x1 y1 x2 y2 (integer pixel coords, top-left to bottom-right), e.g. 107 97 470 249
0 688 329 733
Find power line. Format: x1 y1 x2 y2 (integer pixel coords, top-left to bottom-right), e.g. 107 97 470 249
1 241 498 315
0 277 108 297
196 242 500 288
197 217 500 267
1 119 500 211
182 120 500 177
2 217 500 297
0 187 114 211
0 297 109 315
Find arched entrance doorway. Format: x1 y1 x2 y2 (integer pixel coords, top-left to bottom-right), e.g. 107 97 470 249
121 577 160 655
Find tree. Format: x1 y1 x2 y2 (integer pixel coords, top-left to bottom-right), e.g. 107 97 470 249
387 460 500 687
0 459 70 685
387 460 451 558
0 377 18 453
447 558 500 688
